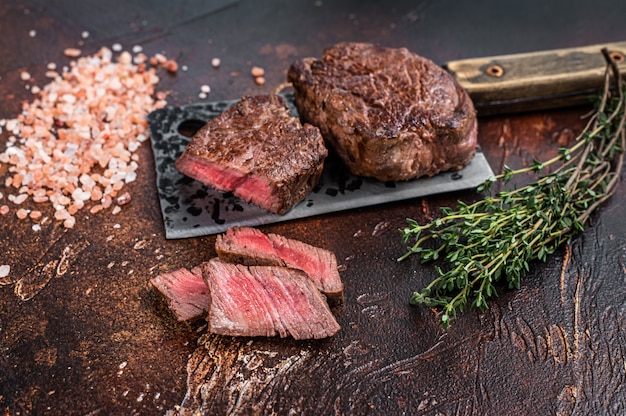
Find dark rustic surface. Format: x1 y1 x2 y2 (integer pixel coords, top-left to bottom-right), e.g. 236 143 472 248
1 1 626 415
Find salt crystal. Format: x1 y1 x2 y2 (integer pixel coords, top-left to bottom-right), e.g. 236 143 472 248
133 54 146 65
0 264 10 278
112 43 122 52
91 186 103 201
101 196 113 209
110 78 123 90
58 195 71 205
6 119 17 131
71 200 84 211
64 48 82 58
112 181 124 191
72 188 91 202
154 53 167 64
200 84 211 93
165 60 178 73
79 173 95 187
81 31 90 39
54 208 70 220
110 172 126 183
61 94 77 104
99 47 112 62
117 192 131 205
132 45 143 53
251 66 265 77
29 30 36 37
211 58 221 68
20 71 31 81
118 51 132 65
124 171 137 183
13 194 28 205
128 141 140 152
112 206 122 215
63 216 76 228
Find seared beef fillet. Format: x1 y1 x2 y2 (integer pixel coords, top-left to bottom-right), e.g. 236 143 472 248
175 94 327 215
287 42 478 181
202 258 340 340
150 266 208 321
215 226 344 306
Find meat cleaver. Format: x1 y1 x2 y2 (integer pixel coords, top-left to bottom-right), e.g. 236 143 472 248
148 41 626 239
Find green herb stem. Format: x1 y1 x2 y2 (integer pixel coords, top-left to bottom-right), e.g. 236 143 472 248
400 49 626 329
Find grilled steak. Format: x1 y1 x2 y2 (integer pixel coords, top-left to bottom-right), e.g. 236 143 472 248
174 94 327 215
215 226 344 306
150 266 208 321
202 258 340 340
287 42 478 182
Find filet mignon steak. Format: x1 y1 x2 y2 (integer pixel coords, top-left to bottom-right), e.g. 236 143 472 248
215 226 344 306
150 266 208 321
175 94 327 215
202 258 341 340
287 42 478 182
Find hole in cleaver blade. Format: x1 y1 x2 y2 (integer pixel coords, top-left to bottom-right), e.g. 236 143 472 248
147 94 494 239
177 119 206 138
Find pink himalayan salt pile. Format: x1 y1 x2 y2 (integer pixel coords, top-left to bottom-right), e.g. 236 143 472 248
0 46 170 228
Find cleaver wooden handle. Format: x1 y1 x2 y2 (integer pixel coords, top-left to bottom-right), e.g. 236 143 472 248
444 41 626 116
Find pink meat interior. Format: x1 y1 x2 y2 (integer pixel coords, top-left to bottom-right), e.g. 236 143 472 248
270 234 342 293
150 266 209 321
205 261 276 336
177 154 276 212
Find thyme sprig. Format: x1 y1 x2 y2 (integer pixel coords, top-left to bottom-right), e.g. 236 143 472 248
399 50 626 329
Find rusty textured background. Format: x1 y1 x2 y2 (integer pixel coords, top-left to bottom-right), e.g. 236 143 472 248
1 0 626 415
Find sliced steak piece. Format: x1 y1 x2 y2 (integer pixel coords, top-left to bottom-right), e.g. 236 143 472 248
287 42 478 182
174 94 327 215
202 258 340 340
150 266 209 321
215 226 344 306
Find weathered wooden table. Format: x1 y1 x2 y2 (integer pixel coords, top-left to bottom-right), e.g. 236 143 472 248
2 1 626 414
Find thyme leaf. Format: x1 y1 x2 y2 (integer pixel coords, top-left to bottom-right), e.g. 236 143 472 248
399 49 626 329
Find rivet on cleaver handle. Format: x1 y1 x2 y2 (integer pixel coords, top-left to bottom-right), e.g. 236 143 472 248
444 41 626 115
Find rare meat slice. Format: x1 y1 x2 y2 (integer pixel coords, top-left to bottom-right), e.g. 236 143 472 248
287 42 478 182
215 226 344 306
202 258 340 340
150 266 209 321
174 94 327 215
